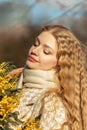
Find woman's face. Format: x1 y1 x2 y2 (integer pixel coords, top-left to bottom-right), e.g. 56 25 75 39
26 31 58 70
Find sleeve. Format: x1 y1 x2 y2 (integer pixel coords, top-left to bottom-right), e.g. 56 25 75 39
40 93 69 130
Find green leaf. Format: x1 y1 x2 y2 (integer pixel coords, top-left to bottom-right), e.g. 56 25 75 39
3 121 10 130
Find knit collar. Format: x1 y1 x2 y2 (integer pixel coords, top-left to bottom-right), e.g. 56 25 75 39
22 68 60 91
16 68 60 119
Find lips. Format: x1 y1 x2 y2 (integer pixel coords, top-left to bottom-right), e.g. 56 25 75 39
28 56 38 62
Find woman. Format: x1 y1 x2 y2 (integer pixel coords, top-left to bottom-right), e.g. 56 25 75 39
11 25 87 130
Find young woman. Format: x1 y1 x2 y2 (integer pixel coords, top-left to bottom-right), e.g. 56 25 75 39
11 25 87 130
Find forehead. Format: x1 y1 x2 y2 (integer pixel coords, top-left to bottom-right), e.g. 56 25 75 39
37 31 58 52
38 31 56 43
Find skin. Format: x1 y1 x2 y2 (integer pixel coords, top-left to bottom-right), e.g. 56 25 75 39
26 31 58 70
7 67 23 76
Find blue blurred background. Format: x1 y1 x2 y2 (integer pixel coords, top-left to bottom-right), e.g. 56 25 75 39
0 0 87 67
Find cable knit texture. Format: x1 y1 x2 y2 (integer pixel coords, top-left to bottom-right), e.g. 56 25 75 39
15 68 69 130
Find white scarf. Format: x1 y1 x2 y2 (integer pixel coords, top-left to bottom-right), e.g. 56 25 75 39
23 68 59 89
16 68 60 121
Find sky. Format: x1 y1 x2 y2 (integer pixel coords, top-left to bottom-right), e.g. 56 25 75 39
0 0 86 26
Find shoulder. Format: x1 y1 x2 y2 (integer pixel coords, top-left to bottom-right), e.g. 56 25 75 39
43 92 67 116
43 92 66 111
40 92 69 130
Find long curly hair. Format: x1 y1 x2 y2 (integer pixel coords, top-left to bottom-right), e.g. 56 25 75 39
43 25 87 130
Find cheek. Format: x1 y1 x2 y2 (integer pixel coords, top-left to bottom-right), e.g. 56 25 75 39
41 56 57 66
51 57 57 66
28 47 32 55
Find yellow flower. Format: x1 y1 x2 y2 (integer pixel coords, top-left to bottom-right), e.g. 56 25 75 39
17 118 41 130
0 62 20 120
0 62 42 130
0 94 20 120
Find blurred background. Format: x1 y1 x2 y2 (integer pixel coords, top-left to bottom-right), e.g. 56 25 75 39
0 0 87 67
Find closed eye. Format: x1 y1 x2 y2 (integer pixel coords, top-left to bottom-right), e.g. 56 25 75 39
43 49 52 55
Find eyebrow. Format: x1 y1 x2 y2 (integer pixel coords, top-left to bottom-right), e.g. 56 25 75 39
36 37 54 52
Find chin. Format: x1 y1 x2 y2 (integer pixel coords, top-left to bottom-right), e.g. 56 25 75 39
26 60 37 69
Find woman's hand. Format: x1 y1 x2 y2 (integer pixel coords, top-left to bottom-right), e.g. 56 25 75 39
7 67 23 76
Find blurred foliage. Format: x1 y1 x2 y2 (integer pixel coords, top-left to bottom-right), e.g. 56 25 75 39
0 25 40 67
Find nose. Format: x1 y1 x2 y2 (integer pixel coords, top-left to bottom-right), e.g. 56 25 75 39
31 46 40 56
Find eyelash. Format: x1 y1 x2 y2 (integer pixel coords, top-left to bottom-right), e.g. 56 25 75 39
33 40 51 55
44 50 51 55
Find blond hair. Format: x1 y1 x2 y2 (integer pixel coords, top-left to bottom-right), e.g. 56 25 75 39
43 25 87 130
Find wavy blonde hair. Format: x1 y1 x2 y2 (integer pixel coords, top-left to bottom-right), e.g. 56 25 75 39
43 25 87 130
